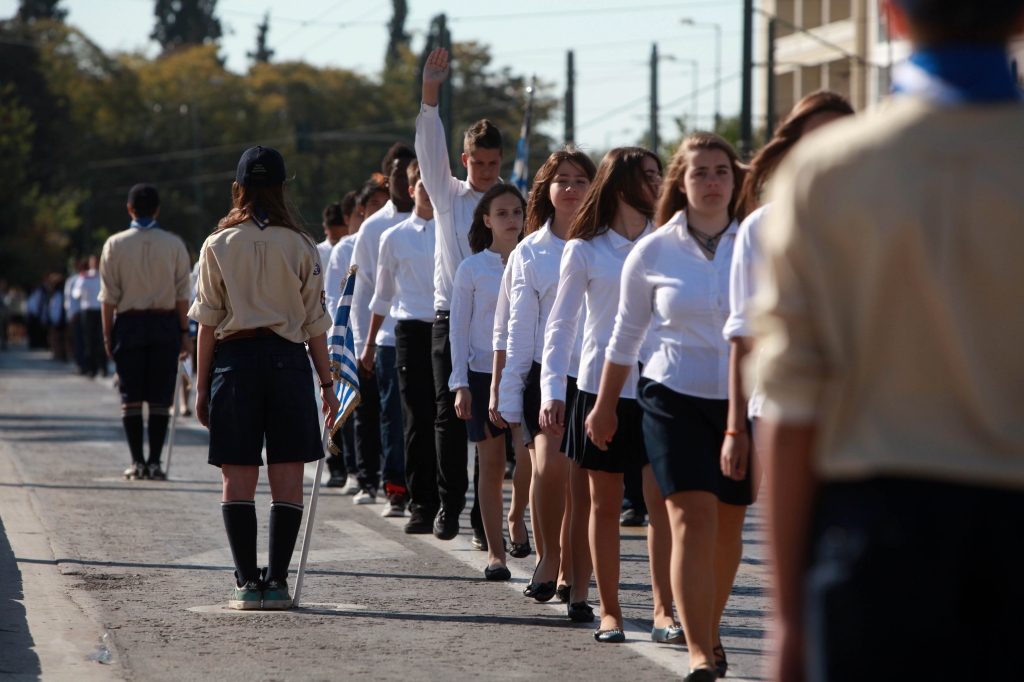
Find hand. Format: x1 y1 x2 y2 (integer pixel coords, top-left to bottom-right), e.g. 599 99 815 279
454 387 472 421
422 47 450 87
321 385 341 430
179 332 190 360
720 431 750 480
195 389 210 428
488 389 508 429
585 405 617 451
538 400 566 438
359 344 376 373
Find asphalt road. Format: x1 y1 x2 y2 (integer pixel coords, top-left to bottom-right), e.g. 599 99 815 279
0 348 769 681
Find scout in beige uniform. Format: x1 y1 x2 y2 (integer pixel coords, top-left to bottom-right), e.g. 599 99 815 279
99 184 191 481
190 146 340 610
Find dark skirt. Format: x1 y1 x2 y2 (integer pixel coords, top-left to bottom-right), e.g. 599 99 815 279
565 388 647 474
637 378 754 505
466 370 509 443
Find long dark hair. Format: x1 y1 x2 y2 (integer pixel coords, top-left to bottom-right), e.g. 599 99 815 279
735 90 853 219
468 184 526 253
656 132 746 227
217 182 312 244
568 147 661 241
525 147 598 235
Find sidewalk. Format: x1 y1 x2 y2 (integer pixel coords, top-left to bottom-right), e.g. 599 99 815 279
0 347 769 680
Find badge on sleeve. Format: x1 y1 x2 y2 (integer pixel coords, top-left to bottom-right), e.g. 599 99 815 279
313 262 322 276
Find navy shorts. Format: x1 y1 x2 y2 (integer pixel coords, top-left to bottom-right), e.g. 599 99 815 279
521 362 542 444
111 312 180 405
208 334 324 467
566 388 647 474
637 378 754 505
466 370 509 443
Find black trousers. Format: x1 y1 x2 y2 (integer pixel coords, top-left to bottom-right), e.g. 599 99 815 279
431 315 468 513
81 309 107 377
352 361 381 491
396 320 439 513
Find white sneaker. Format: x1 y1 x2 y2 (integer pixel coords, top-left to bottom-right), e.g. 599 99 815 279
340 474 360 495
381 498 406 518
353 489 377 505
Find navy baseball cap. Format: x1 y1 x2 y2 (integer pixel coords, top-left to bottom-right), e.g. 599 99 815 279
236 145 287 187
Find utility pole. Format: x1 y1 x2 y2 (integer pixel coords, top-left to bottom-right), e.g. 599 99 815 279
740 0 753 157
766 17 777 138
650 43 659 155
565 50 575 145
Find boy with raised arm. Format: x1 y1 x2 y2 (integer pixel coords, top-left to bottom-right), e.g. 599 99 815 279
415 47 503 541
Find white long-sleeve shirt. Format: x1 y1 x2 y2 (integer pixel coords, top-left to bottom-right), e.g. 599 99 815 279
324 234 357 318
723 204 770 416
73 270 102 311
541 224 652 403
349 201 412 349
499 224 583 422
607 211 736 400
370 214 436 324
491 248 519 353
64 274 81 317
449 249 505 391
316 239 333 272
414 103 484 312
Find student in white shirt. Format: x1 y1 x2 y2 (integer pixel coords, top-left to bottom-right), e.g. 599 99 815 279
587 133 747 680
362 161 438 535
316 202 347 270
416 47 504 541
540 147 667 643
448 184 527 580
722 91 853 490
496 148 596 613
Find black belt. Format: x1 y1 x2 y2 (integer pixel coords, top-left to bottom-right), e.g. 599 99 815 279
434 310 450 321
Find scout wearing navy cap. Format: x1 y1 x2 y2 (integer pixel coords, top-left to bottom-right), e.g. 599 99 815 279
190 146 338 610
236 145 287 187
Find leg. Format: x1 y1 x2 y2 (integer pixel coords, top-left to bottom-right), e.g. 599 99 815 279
352 368 381 492
588 469 625 631
642 464 676 629
431 317 467 519
221 464 261 584
375 345 406 499
664 490 718 671
713 502 747 646
558 472 572 588
568 460 593 605
507 426 531 546
396 322 439 517
470 449 484 540
476 435 508 568
531 431 569 584
266 461 306 584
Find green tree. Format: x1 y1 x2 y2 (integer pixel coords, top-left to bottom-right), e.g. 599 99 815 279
385 0 409 71
247 11 273 66
16 0 65 22
151 0 222 53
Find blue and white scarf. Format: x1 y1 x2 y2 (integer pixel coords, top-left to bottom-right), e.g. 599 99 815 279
893 46 1022 105
130 217 159 230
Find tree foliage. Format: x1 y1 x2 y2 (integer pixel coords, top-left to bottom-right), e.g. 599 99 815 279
247 12 273 66
385 0 410 71
151 0 222 53
16 0 65 22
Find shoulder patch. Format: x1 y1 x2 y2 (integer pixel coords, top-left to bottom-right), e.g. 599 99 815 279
313 262 322 276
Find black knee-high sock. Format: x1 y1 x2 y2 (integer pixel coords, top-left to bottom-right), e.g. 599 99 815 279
121 406 144 463
222 500 258 585
267 502 304 583
148 404 170 465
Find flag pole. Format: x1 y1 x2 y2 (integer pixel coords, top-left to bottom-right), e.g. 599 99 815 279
291 428 328 608
164 361 185 476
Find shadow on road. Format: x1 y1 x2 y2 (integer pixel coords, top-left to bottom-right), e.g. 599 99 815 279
0 516 42 679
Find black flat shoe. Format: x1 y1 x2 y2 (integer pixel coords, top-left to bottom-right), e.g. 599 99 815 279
555 583 571 603
523 582 538 597
531 580 556 603
484 565 511 581
567 601 594 623
713 642 728 678
683 666 717 682
593 628 625 643
508 535 532 559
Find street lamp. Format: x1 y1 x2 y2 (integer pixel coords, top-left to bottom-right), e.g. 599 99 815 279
680 18 722 131
664 55 700 131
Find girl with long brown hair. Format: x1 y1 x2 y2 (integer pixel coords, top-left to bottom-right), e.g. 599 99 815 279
191 146 340 610
587 132 748 680
540 147 679 643
495 148 597 612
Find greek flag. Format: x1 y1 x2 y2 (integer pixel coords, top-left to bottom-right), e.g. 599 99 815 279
509 78 536 194
327 265 360 446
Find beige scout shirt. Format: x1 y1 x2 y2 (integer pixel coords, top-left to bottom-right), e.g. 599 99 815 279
188 220 332 343
753 96 1024 490
99 226 191 312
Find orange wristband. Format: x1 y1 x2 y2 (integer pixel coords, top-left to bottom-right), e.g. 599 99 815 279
724 429 746 437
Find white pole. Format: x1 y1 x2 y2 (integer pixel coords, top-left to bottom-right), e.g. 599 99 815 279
164 362 185 476
291 429 329 607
